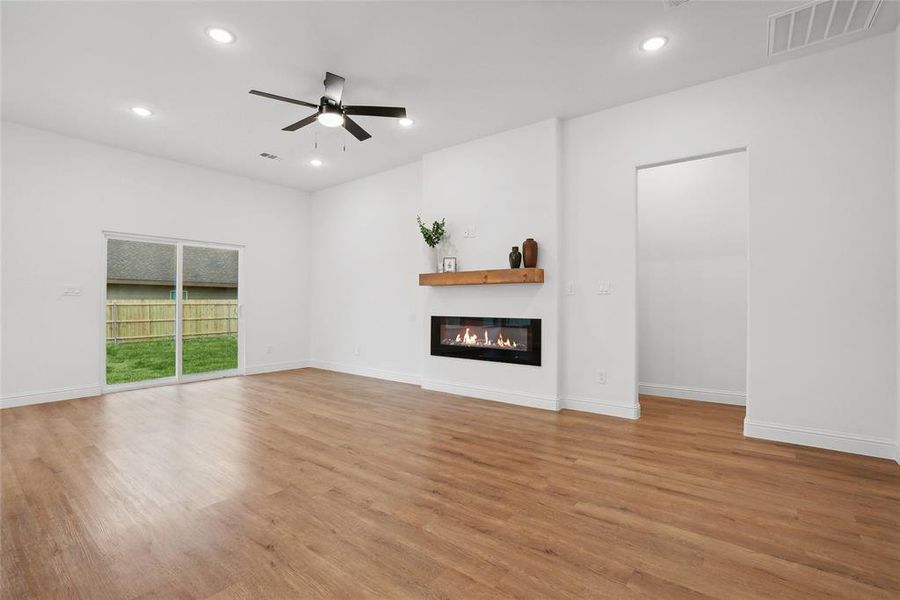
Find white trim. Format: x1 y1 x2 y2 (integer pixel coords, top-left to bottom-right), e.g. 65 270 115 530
175 242 184 379
635 146 748 172
102 376 179 394
560 395 641 420
102 230 245 249
179 369 241 383
245 360 312 375
639 383 746 406
421 378 559 411
309 360 421 386
1 385 102 409
744 418 896 460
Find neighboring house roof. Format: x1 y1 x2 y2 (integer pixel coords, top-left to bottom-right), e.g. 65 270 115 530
107 239 238 287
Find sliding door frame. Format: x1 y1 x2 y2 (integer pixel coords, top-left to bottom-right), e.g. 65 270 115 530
101 231 245 394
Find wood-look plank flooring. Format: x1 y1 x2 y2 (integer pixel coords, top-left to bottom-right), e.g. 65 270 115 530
2 368 898 599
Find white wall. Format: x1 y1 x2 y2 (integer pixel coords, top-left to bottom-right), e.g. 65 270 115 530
309 163 422 383
896 24 900 464
637 151 748 405
563 33 896 458
308 120 563 409
0 122 311 406
420 119 561 410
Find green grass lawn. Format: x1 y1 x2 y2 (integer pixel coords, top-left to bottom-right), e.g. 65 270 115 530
106 336 238 384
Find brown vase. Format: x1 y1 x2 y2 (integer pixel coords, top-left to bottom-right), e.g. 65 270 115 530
522 238 538 268
508 246 522 269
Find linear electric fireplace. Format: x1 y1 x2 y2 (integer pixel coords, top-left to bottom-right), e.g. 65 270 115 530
431 316 541 366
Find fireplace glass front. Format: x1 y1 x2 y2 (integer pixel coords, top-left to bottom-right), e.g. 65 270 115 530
430 316 541 366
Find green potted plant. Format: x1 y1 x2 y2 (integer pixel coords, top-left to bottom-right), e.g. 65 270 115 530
417 216 446 272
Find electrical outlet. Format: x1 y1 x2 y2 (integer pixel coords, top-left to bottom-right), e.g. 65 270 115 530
597 370 607 385
565 282 576 296
597 280 611 295
266 345 273 355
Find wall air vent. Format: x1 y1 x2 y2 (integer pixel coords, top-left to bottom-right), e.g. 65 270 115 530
768 0 882 56
663 0 692 9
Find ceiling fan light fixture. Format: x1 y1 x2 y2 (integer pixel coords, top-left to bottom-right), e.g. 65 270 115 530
206 27 236 44
317 110 344 128
640 36 668 52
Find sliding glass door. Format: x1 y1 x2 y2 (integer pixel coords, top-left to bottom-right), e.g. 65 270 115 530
105 234 242 389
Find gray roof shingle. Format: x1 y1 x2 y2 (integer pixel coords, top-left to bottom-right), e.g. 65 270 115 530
107 239 238 286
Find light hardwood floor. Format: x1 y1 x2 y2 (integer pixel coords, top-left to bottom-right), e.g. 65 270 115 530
2 368 898 599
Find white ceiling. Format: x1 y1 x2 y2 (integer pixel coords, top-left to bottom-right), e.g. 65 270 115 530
3 1 897 192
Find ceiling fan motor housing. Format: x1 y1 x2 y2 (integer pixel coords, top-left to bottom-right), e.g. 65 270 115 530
320 97 340 113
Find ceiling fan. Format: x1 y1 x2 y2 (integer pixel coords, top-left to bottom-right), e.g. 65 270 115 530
249 72 407 142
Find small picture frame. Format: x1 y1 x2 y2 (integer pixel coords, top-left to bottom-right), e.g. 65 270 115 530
442 256 457 272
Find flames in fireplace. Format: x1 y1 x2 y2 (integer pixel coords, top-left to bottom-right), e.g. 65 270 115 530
442 326 524 350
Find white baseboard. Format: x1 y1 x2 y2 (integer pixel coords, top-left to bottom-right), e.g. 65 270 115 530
560 395 641 420
1 385 103 409
744 418 896 460
245 360 311 375
421 379 559 411
309 361 421 386
2 361 310 409
639 383 745 405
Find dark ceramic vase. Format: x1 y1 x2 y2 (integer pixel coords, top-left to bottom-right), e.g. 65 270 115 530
522 238 538 268
509 246 522 268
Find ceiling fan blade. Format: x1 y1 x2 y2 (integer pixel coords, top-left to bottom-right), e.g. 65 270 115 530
343 105 407 119
342 116 372 141
282 113 319 132
249 90 318 109
323 72 345 103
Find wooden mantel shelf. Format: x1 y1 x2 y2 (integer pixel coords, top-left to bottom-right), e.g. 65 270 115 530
419 267 544 287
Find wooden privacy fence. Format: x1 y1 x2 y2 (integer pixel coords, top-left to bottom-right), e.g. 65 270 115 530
106 299 238 343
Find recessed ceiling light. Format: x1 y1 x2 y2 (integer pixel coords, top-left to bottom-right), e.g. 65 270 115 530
398 117 414 128
640 36 668 52
206 27 236 44
309 158 323 167
131 106 153 117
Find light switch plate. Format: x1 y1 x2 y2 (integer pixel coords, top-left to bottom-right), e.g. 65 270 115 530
565 282 576 296
597 280 611 295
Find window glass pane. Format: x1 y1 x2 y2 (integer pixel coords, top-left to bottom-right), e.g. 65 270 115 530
181 246 238 374
106 239 176 384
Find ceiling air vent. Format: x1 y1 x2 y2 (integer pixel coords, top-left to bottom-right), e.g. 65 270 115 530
768 0 882 56
663 0 692 9
259 152 281 160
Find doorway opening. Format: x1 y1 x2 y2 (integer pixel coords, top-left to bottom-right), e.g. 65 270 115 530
103 233 243 390
636 149 749 419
